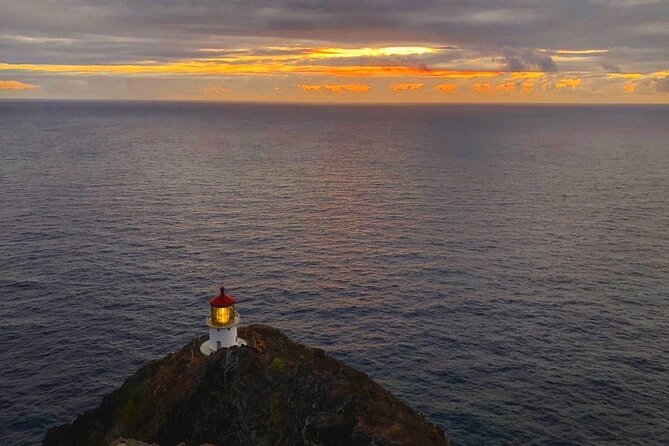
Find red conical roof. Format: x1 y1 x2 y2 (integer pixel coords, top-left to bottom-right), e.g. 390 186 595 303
209 286 237 308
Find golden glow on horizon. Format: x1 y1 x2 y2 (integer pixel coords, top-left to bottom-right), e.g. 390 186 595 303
2 43 667 102
472 83 493 93
511 72 545 79
298 84 370 92
435 83 458 93
521 81 535 93
390 83 424 92
204 86 230 95
0 79 38 90
193 46 440 67
540 49 609 55
608 71 669 80
495 82 516 92
325 84 370 93
0 61 511 79
555 78 582 89
308 46 440 58
299 84 322 92
608 73 643 80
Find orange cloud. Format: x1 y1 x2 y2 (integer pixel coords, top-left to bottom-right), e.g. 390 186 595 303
324 84 370 93
326 67 503 78
472 83 493 93
204 86 230 95
0 80 37 90
307 46 439 59
608 71 669 82
299 84 370 93
520 81 535 93
555 78 582 89
511 72 545 79
435 83 458 93
623 83 636 93
495 82 516 92
0 61 505 79
608 73 643 80
541 49 608 55
390 83 424 92
298 84 323 92
198 46 439 60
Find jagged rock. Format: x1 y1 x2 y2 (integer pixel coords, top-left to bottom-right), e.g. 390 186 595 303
111 439 159 446
43 325 451 446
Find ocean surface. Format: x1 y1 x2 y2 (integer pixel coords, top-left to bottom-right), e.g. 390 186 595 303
1 101 667 446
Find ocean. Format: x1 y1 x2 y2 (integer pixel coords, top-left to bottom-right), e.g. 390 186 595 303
0 101 667 445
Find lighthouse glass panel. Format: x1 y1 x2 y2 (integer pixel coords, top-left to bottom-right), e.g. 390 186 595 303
211 305 235 325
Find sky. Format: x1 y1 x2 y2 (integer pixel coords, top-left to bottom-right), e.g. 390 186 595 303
1 0 668 103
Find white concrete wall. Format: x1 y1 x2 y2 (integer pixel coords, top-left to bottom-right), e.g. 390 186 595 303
209 324 238 350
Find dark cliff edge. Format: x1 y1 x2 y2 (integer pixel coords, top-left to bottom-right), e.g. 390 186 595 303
43 324 451 446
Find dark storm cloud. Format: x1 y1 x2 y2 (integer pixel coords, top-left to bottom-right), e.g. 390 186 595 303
501 47 557 72
0 0 667 71
601 63 621 73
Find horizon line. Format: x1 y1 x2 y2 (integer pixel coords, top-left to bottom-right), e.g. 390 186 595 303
2 98 669 107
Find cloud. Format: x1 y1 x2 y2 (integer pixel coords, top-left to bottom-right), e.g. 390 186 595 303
607 70 669 93
501 47 557 72
455 8 541 25
204 86 230 95
555 78 582 89
520 80 535 93
1 0 668 76
324 84 370 93
0 79 37 90
495 82 516 92
1 1 668 102
511 72 545 79
298 84 322 92
298 84 370 93
608 72 644 79
656 78 669 92
0 60 507 79
601 63 621 73
390 83 423 92
472 83 493 93
547 49 609 55
435 83 458 93
308 46 439 58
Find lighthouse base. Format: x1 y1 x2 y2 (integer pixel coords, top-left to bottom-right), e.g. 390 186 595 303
200 338 247 356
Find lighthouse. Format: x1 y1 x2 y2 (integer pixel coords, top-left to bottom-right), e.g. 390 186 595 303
200 286 246 356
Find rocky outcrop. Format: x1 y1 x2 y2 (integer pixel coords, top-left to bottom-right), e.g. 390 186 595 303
43 325 451 446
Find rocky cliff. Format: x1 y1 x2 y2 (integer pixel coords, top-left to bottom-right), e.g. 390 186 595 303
43 325 451 446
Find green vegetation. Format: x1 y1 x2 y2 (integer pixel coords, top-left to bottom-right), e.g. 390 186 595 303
270 332 289 352
269 358 286 372
119 384 153 434
269 392 287 428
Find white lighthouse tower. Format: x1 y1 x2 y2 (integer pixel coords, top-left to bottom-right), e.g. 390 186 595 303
200 286 246 356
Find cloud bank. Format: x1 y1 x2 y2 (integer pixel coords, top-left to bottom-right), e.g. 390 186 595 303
0 0 667 101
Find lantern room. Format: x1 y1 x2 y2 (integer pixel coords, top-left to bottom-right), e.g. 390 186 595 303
208 286 237 326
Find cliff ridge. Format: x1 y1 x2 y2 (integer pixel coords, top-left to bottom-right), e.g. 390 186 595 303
43 324 451 446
